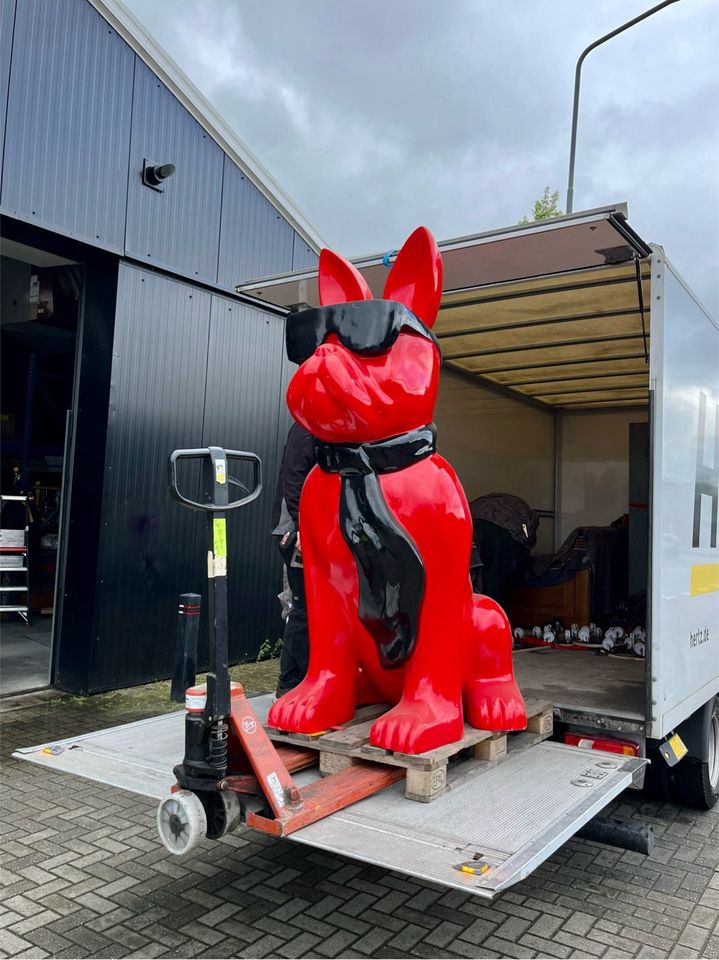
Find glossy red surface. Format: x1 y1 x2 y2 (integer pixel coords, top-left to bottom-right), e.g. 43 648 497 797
268 228 526 753
382 226 443 328
286 333 439 445
318 248 373 306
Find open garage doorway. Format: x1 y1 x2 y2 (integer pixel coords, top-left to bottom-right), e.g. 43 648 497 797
1 238 81 696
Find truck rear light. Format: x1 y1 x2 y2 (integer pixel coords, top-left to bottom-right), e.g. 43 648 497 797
564 732 639 756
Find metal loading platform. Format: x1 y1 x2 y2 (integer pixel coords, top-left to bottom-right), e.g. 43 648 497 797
14 694 645 898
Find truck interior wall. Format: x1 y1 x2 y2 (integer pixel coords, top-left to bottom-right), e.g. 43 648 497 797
434 370 555 554
558 408 648 545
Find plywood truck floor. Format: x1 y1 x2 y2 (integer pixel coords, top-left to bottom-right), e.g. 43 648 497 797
513 647 645 720
13 692 645 898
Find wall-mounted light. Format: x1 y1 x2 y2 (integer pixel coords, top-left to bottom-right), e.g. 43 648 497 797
142 159 176 192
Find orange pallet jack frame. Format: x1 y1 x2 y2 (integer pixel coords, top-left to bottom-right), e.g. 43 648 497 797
189 684 404 838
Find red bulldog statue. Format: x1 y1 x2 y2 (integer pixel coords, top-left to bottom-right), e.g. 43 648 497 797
267 226 527 754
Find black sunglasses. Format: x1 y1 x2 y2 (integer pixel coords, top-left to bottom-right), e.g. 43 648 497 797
286 300 440 364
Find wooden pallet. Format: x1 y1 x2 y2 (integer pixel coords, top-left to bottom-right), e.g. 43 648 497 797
266 697 553 802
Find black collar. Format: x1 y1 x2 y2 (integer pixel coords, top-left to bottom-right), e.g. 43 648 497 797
316 424 436 477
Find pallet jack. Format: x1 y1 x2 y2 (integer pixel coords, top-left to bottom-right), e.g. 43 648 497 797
157 446 402 855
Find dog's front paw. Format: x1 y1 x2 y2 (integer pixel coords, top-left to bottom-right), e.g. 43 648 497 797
463 678 527 731
267 674 354 734
369 698 463 754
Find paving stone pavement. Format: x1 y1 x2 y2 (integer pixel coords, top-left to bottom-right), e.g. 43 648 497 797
1 697 718 960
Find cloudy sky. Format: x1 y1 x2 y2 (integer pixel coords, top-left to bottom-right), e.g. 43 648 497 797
124 0 719 318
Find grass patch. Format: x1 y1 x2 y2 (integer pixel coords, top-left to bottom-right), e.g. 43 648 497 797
53 659 281 716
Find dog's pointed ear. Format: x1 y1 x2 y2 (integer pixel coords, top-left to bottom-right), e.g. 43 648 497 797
318 249 373 305
383 226 443 327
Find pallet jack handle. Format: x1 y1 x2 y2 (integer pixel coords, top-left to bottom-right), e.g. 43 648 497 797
168 446 262 512
168 446 262 744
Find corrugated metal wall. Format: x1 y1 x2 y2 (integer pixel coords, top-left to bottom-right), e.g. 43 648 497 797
202 296 287 661
92 265 211 689
1 0 314 285
91 264 287 690
125 59 224 284
218 156 295 289
292 233 320 272
0 0 16 185
1 0 134 251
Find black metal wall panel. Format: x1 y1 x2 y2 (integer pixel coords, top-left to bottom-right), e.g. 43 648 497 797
218 156 295 288
292 231 320 271
0 0 16 187
1 0 133 251
125 59 224 284
202 296 287 661
92 264 211 690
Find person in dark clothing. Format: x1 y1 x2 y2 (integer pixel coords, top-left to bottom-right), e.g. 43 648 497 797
470 493 538 605
271 421 315 698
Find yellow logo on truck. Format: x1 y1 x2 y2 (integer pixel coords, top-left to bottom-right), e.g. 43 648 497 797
690 563 719 596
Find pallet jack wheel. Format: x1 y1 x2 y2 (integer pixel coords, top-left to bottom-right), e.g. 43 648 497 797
157 789 207 855
203 790 242 839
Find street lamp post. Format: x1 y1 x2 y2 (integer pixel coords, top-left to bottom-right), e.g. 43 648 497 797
566 0 681 215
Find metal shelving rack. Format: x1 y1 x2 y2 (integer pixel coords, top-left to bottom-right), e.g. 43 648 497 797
1 495 30 624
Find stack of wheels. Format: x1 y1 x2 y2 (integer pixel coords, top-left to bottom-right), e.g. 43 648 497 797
157 790 242 854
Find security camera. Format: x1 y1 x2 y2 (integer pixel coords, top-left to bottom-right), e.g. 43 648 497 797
143 159 176 192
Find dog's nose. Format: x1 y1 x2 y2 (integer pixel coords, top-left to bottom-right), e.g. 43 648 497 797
315 333 342 357
314 343 335 359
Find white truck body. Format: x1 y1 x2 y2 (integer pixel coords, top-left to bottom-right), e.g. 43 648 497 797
650 257 719 738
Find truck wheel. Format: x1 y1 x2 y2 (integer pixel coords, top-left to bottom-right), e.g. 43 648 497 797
678 697 719 810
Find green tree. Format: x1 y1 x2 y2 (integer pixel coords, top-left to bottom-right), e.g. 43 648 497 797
519 187 563 224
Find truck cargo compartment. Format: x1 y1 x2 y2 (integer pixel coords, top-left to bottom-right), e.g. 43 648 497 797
513 647 645 723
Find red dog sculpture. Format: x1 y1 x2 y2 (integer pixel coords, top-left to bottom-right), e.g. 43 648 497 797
267 226 527 754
